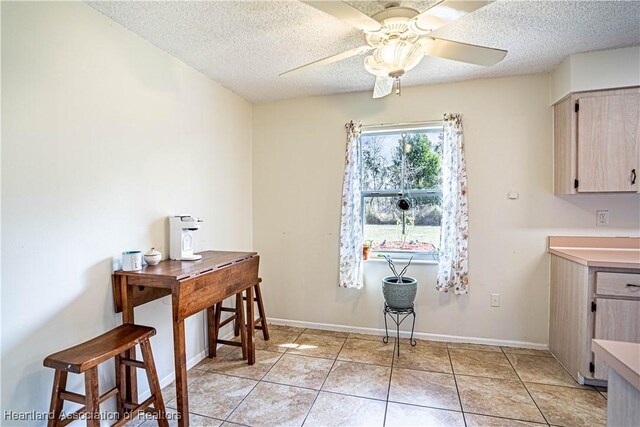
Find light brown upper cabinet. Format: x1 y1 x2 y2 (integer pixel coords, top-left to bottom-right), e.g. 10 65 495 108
554 87 640 194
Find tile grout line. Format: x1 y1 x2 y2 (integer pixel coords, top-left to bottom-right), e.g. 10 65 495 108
221 328 303 425
261 380 391 403
501 347 551 426
462 411 550 425
228 339 396 400
289 351 396 368
204 345 286 380
325 388 389 404
301 328 350 339
503 349 601 392
448 342 467 427
298 334 349 426
545 348 602 393
217 365 260 423
386 400 465 414
285 331 348 360
382 333 396 427
450 371 597 390
521 380 602 391
194 335 352 390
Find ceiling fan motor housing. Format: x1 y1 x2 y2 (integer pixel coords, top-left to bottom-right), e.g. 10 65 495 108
371 6 419 23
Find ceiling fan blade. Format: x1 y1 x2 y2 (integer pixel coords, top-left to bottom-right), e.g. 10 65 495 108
413 1 493 33
301 1 382 33
280 45 373 77
373 76 393 99
424 37 507 66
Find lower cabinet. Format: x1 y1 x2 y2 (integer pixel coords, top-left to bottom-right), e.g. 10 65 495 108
549 255 640 384
593 272 640 380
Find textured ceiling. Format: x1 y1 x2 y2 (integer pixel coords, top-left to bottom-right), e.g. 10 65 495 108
87 1 640 103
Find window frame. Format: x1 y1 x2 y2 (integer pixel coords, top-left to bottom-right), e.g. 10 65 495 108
360 122 444 260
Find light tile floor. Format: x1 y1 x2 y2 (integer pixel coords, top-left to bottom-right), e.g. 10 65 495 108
133 324 608 427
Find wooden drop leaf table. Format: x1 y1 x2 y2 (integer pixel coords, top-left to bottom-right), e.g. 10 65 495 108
112 250 260 427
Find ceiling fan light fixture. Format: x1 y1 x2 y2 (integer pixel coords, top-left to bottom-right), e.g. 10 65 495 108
363 39 426 78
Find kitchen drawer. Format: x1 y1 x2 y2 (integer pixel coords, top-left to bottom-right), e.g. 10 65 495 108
596 272 640 298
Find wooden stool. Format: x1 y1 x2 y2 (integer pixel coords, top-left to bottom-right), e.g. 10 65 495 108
43 324 167 427
207 292 248 358
243 280 270 341
207 280 269 359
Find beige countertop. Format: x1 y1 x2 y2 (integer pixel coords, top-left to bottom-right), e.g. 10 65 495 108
592 339 640 390
548 248 640 269
548 236 640 269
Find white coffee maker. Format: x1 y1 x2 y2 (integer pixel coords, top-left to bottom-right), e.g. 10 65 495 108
169 215 203 261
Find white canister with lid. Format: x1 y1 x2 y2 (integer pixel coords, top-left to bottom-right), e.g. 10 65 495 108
144 248 162 266
122 251 143 271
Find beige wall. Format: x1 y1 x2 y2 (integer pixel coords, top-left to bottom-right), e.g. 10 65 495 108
253 73 640 347
1 1 252 421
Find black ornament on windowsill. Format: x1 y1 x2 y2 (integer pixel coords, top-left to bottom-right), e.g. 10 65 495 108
396 197 412 211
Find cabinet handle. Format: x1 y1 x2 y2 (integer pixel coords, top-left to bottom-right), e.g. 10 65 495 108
626 283 640 288
632 169 637 185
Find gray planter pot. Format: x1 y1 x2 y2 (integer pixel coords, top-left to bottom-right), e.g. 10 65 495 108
382 276 417 309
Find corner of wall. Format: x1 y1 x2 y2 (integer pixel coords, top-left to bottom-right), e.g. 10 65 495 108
549 56 572 105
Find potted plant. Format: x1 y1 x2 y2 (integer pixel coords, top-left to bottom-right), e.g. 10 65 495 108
362 240 374 260
382 256 417 309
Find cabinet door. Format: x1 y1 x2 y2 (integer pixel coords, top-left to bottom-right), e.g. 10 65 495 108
577 92 639 192
554 97 577 195
593 298 640 380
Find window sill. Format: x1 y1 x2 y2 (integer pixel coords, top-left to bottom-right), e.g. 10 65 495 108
364 257 438 266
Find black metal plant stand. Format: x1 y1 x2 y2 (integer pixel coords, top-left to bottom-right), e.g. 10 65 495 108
383 303 416 356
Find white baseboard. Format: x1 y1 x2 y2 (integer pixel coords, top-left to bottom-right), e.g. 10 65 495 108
268 317 549 350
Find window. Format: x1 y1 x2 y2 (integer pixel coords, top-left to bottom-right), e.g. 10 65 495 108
361 123 443 259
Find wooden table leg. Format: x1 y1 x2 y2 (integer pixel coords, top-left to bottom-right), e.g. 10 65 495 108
206 306 216 358
245 286 255 365
234 296 241 338
172 318 189 427
237 293 248 360
119 276 138 404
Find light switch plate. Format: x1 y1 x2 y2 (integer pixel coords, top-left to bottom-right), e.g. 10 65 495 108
491 293 500 307
596 210 610 226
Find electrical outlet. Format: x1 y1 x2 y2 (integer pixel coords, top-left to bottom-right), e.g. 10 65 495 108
596 210 610 226
491 293 500 307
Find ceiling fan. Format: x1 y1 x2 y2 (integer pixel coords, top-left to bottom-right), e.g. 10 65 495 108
280 1 507 98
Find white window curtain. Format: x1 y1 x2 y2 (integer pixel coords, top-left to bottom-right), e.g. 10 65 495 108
436 113 469 294
338 120 364 289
